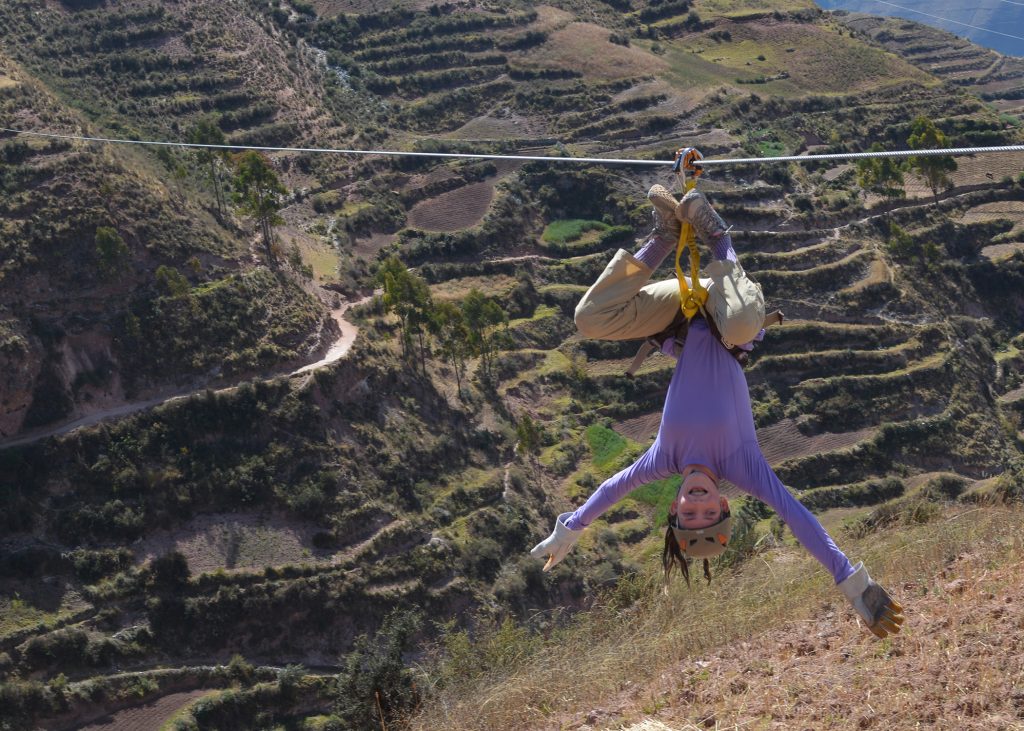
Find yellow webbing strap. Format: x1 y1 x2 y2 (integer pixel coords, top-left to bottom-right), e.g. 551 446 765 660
674 180 706 321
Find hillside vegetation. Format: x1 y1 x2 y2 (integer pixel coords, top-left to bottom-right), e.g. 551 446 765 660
1 0 1023 729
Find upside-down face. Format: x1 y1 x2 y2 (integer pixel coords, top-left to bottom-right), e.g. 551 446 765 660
671 465 729 530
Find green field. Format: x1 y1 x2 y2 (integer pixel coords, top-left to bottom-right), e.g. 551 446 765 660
542 219 610 245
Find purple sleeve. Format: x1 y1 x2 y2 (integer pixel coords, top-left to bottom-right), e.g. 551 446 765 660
564 447 671 530
721 443 856 584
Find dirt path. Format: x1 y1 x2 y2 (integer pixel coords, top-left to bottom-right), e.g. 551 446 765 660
1 295 372 450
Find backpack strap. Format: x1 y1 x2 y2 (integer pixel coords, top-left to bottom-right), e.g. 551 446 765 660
625 310 689 376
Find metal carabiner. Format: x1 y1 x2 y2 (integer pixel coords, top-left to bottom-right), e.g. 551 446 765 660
672 147 704 192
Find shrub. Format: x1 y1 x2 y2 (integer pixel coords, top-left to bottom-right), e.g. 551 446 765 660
333 609 422 729
94 227 130 280
149 551 191 591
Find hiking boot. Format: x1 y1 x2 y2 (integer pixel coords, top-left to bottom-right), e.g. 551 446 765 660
675 189 728 245
647 184 681 243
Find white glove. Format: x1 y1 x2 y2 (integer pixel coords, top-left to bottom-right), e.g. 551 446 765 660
838 562 905 638
530 512 582 572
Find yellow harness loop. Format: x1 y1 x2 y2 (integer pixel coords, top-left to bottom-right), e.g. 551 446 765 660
674 179 706 321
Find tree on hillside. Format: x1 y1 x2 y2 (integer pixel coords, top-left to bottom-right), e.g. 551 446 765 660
94 226 130 280
856 143 905 204
462 288 508 383
377 255 433 371
907 116 957 198
515 412 543 482
232 150 286 267
189 117 228 216
430 299 470 398
333 609 422 729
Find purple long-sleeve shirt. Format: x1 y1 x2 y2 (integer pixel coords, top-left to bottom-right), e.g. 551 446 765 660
565 315 855 584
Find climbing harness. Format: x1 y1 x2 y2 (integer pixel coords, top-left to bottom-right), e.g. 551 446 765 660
672 147 709 324
625 148 783 376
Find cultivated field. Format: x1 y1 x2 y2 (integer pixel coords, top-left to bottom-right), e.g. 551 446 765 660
134 512 335 573
76 690 213 731
406 180 496 232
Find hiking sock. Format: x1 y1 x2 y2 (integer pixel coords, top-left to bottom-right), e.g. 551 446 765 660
634 234 675 271
710 232 739 263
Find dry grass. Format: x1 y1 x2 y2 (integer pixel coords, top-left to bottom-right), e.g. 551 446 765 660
528 23 668 80
840 255 891 293
981 242 1024 262
697 0 816 14
682 21 934 96
133 512 333 574
280 226 339 284
0 582 90 637
406 504 1024 731
428 273 518 301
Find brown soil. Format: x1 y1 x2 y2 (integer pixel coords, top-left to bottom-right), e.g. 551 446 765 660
900 151 1024 198
614 411 663 444
612 413 878 467
73 690 210 731
981 242 1024 261
133 512 335 573
999 385 1024 404
447 113 548 140
570 551 1024 731
352 232 397 259
406 180 495 232
756 418 878 466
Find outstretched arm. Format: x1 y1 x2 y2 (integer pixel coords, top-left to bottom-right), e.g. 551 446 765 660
721 443 855 583
564 447 673 530
531 446 672 571
721 443 905 637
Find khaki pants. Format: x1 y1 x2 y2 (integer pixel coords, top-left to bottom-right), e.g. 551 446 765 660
574 249 710 341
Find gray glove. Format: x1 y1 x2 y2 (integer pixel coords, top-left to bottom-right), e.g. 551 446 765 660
530 512 582 572
838 562 905 638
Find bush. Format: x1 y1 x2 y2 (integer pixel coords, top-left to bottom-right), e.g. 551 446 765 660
149 551 191 591
333 609 422 729
844 495 942 539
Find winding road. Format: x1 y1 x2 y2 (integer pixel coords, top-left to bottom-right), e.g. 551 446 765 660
0 296 371 451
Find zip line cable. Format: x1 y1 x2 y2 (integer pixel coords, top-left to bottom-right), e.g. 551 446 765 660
830 0 1024 42
2 126 1024 168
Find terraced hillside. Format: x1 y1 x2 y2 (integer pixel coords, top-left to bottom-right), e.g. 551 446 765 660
838 12 1024 116
1 0 1024 729
818 0 1024 58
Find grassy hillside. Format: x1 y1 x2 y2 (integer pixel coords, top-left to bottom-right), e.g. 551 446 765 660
1 0 1024 728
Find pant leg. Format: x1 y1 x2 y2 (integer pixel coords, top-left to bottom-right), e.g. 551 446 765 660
574 248 683 341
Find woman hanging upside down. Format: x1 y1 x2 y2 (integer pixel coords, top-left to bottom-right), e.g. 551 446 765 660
531 181 904 639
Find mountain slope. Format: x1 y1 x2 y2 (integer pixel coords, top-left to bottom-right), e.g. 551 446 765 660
1 0 1024 729
816 0 1024 58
